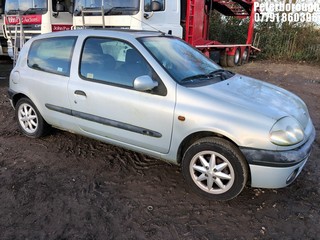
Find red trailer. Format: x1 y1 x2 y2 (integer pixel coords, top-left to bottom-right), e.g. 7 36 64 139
183 0 259 66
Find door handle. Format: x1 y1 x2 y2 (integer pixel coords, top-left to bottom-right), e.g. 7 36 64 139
74 90 87 97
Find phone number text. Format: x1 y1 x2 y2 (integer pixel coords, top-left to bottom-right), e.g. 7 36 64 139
255 12 319 23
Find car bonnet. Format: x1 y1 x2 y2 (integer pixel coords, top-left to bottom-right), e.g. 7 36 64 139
193 74 310 130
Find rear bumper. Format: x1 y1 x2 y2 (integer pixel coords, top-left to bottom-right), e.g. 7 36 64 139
8 88 15 99
8 88 15 108
241 125 316 188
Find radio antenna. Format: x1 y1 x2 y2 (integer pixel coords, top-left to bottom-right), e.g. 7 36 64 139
130 14 166 34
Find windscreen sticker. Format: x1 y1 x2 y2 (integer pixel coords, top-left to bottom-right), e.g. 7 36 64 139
87 73 94 79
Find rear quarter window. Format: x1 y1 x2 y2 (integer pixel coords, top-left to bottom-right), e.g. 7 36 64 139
27 37 77 76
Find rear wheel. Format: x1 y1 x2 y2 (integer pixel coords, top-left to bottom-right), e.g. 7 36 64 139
182 137 248 201
242 47 249 64
227 47 241 67
15 98 50 138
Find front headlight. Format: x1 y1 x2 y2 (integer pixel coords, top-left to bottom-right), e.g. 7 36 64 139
270 117 304 146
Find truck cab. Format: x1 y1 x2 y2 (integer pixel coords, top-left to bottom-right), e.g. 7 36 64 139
3 0 73 59
73 0 183 38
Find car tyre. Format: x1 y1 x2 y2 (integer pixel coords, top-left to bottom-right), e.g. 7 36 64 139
182 137 248 201
15 98 50 138
219 51 228 67
227 47 241 67
242 47 249 64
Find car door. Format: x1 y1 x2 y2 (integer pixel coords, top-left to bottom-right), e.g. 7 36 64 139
68 36 176 154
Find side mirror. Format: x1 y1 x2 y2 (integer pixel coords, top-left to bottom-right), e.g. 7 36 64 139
134 75 158 91
56 2 65 12
151 1 162 11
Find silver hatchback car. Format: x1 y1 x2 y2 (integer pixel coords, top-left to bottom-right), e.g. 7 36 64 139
8 29 315 200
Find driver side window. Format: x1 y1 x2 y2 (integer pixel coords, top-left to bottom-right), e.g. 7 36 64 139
80 37 153 88
52 0 72 12
144 0 165 12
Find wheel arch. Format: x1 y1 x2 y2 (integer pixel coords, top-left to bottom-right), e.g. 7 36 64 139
177 131 240 164
11 93 30 107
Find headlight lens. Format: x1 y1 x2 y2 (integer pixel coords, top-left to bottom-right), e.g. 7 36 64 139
270 117 304 146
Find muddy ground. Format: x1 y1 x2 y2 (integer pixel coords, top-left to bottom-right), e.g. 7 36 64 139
0 58 319 240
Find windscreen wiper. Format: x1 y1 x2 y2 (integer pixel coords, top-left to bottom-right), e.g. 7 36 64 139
22 8 45 15
74 6 137 16
208 69 235 80
105 7 136 15
180 69 235 84
6 9 21 14
180 74 211 83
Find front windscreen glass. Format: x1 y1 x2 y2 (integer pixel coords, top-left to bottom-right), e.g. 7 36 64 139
5 0 47 14
74 0 139 16
139 36 234 86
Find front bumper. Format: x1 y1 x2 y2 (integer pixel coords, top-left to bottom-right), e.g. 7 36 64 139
240 125 316 188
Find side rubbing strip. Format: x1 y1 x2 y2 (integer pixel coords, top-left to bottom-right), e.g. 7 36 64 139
45 104 72 115
45 103 162 138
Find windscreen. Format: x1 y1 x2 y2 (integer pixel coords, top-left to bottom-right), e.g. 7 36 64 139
139 36 229 85
74 0 139 16
5 0 47 14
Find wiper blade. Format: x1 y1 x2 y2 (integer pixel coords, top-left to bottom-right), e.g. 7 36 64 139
6 9 21 14
180 74 210 83
209 69 234 75
23 8 45 15
75 6 137 16
180 69 235 84
208 69 235 80
105 7 136 15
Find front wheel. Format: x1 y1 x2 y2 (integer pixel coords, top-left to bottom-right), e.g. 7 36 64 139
182 137 248 201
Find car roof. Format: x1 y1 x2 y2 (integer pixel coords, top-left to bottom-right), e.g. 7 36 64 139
32 28 166 41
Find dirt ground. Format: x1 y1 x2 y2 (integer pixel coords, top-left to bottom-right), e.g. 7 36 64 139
0 58 319 240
